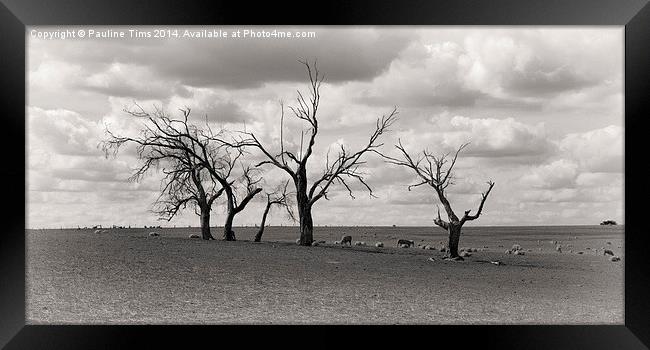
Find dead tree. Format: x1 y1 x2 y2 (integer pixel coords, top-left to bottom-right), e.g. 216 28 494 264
101 105 261 241
383 141 494 260
153 161 225 240
238 61 397 245
254 181 295 242
221 163 264 240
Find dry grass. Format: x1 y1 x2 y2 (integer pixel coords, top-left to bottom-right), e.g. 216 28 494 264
26 225 624 324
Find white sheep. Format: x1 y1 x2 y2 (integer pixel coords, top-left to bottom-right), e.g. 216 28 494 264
375 242 384 248
148 232 160 237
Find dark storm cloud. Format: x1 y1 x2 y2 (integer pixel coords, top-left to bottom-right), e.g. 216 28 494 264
33 27 415 89
148 28 414 88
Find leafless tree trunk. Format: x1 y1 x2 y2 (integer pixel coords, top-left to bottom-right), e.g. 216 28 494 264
255 181 294 242
237 60 397 246
254 202 272 242
199 203 213 240
384 141 495 260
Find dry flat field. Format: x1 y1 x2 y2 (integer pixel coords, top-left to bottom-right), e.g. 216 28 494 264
26 225 624 324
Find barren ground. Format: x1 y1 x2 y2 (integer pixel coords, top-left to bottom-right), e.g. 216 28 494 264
26 225 624 324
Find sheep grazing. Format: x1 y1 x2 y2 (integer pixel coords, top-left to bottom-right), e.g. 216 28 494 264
397 239 414 248
459 251 472 258
295 238 301 244
334 240 341 245
603 249 614 256
375 242 384 248
610 255 621 262
508 244 524 255
188 234 200 239
148 232 160 237
424 245 433 250
311 241 319 247
94 229 102 234
340 235 352 245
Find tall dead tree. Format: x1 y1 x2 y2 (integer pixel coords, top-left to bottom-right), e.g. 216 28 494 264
238 61 397 245
101 105 261 241
383 141 494 260
254 181 295 242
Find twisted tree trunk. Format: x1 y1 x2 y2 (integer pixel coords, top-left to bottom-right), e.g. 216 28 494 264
221 186 261 241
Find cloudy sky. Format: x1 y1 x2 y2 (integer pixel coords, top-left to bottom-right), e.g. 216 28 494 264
27 26 624 229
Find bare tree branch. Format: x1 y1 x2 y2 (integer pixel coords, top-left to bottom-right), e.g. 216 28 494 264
101 105 262 240
460 180 495 224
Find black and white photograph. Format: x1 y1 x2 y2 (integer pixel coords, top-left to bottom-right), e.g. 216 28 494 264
25 26 624 324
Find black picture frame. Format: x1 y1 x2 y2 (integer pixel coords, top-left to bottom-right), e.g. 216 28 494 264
1 0 649 348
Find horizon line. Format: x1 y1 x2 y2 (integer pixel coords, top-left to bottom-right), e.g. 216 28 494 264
26 223 625 230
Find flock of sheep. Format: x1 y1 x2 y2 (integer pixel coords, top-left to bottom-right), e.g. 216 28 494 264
100 229 622 263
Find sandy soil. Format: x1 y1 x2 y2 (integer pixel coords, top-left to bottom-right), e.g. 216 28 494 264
26 225 624 324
